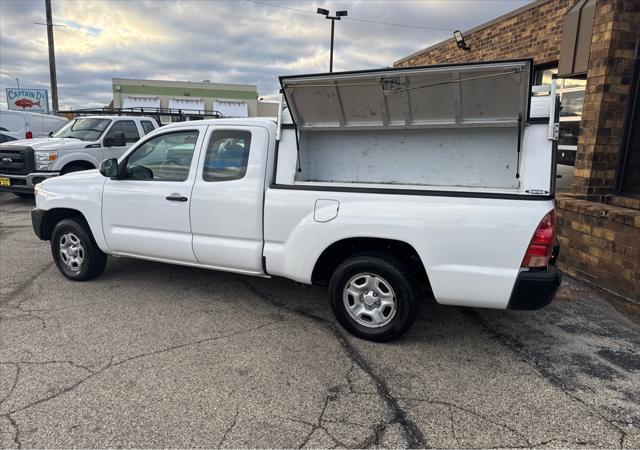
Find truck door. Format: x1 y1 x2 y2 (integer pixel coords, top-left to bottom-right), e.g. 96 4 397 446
189 125 269 274
102 126 206 263
102 119 141 161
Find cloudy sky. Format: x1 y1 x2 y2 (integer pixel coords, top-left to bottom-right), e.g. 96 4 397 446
0 0 530 110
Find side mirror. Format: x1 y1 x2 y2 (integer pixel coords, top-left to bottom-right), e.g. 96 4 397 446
104 131 126 147
99 158 119 178
48 131 54 137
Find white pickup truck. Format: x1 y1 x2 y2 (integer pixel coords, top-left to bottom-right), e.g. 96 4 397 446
31 60 561 341
0 115 158 197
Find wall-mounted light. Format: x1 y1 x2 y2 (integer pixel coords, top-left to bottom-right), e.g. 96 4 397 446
453 30 470 51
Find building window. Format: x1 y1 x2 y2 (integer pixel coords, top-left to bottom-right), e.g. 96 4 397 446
534 66 557 87
534 66 586 193
617 44 640 198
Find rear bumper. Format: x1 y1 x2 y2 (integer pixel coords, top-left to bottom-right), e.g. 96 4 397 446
507 265 562 310
0 172 59 193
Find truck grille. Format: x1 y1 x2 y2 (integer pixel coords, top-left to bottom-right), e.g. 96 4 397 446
0 147 33 175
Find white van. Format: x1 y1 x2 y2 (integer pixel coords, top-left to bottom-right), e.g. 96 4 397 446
0 110 68 140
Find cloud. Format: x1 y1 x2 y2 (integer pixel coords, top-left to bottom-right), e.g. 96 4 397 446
0 0 530 110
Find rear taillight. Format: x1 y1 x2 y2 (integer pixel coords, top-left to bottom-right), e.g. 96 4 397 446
25 131 33 139
522 210 556 268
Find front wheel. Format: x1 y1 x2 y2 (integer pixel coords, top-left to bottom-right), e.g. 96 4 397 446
329 254 418 342
51 218 107 281
61 164 90 175
12 192 34 199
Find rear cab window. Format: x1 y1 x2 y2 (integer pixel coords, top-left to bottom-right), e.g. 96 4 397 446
203 130 252 181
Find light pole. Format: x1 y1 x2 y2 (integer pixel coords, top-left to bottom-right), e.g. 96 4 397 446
316 8 347 72
0 72 20 88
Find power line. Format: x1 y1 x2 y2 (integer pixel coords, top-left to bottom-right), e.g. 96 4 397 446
247 0 453 32
249 0 316 15
343 16 451 32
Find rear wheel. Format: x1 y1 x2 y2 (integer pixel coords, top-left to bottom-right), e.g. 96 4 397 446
329 254 418 342
51 218 107 281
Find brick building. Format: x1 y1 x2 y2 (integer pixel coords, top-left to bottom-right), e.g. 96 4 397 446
395 0 639 300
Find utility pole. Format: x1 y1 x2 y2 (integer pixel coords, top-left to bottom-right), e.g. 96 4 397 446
316 9 348 72
45 0 58 113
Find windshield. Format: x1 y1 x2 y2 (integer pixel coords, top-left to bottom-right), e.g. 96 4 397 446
53 118 111 141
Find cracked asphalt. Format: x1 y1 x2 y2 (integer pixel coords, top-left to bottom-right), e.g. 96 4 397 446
1 191 639 449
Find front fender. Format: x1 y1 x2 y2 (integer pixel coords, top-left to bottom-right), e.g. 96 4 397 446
52 151 101 171
35 171 109 252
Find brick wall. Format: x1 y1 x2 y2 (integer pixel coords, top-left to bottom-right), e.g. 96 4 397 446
556 198 640 299
393 0 640 301
573 0 640 198
395 0 576 68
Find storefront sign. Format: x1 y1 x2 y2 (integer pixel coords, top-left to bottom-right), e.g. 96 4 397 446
6 88 49 113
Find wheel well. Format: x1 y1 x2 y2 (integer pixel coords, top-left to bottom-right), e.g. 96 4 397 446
40 208 87 241
311 237 431 290
61 160 95 174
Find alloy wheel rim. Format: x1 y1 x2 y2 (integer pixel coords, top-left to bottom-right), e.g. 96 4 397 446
343 273 397 328
59 232 85 271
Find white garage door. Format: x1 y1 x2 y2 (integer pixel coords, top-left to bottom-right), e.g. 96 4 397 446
122 96 160 110
169 98 204 113
214 100 248 118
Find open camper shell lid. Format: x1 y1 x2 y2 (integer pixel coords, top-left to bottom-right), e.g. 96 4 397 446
279 59 533 131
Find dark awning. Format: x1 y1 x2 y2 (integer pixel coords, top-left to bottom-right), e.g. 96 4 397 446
558 0 597 77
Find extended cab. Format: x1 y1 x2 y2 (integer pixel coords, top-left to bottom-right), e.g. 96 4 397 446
0 115 158 197
31 60 561 341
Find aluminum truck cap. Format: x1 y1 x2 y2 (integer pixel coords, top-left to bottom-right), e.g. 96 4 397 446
279 59 532 131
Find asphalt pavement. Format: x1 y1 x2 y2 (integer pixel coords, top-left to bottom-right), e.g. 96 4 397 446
1 191 639 448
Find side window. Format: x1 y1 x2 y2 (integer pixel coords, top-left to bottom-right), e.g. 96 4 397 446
105 120 140 144
125 130 199 182
141 121 155 135
203 130 251 181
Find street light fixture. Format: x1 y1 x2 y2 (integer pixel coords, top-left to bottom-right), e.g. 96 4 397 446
0 72 20 88
317 8 348 72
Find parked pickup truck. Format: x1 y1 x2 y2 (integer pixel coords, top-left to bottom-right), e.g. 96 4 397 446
0 115 158 197
31 60 561 341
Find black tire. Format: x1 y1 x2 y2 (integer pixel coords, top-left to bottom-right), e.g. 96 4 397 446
51 217 107 281
329 253 418 342
12 192 34 199
61 164 90 175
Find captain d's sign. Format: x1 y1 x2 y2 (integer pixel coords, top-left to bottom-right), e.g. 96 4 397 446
6 88 49 113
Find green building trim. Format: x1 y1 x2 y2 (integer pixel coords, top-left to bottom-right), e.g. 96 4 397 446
114 84 257 100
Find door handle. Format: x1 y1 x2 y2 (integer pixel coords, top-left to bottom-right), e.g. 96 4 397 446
166 194 188 202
